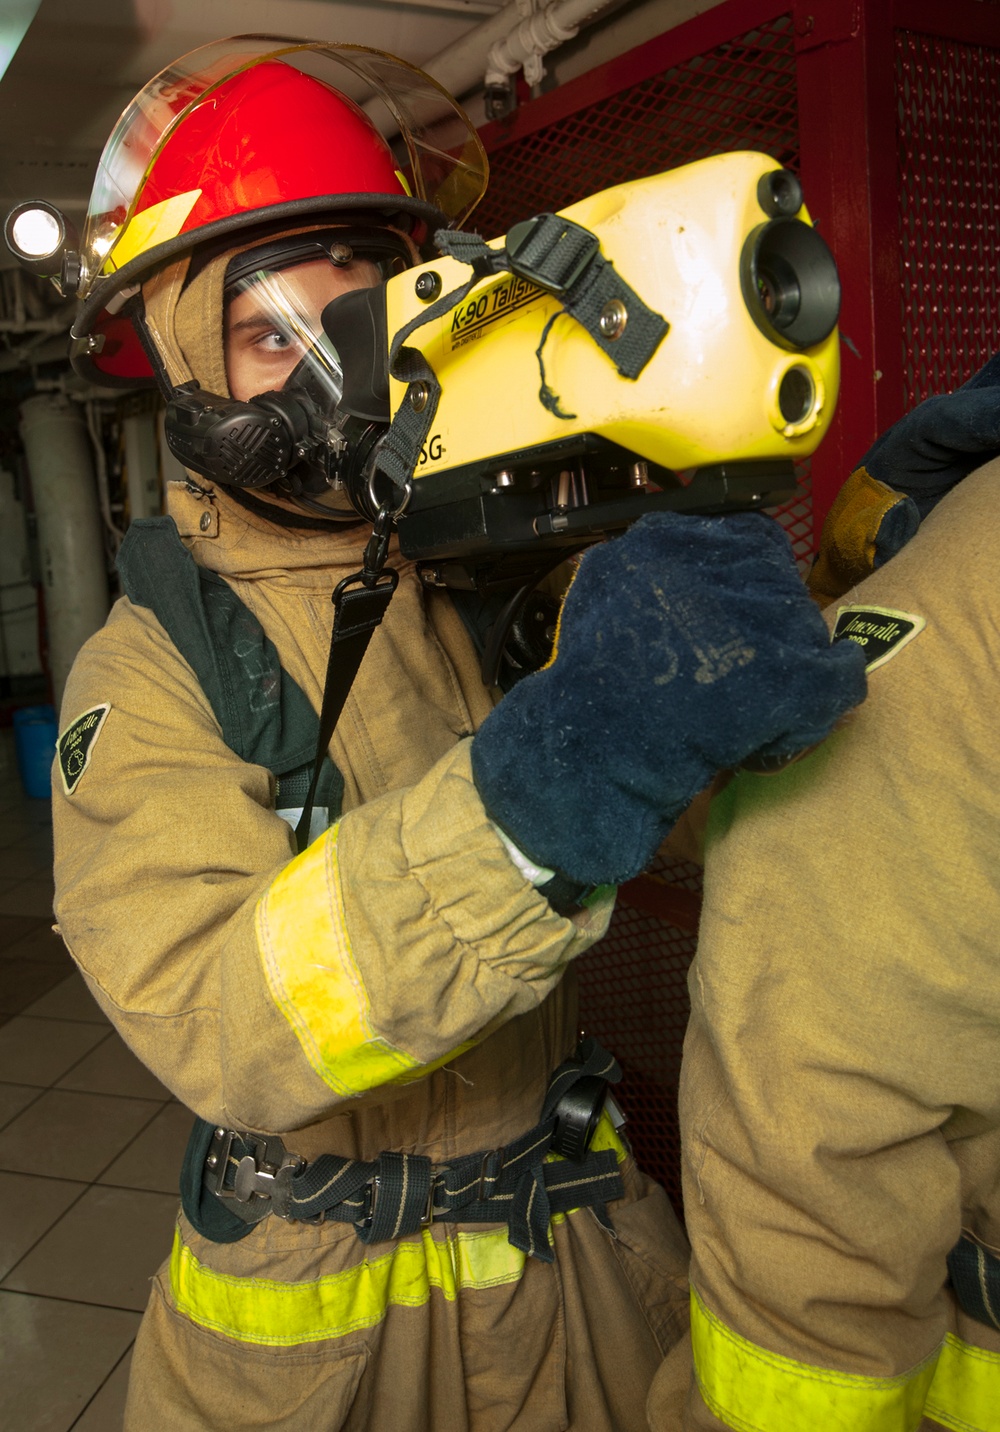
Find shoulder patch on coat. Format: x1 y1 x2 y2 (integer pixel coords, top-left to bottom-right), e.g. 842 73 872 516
832 605 925 672
57 704 111 795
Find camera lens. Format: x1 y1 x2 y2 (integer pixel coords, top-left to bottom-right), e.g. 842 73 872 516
756 255 801 329
778 366 815 425
741 218 840 349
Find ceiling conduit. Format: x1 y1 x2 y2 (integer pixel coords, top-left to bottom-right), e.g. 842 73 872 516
372 0 622 125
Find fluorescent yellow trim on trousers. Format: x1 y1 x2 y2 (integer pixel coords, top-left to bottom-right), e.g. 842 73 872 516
690 1285 939 1432
170 1224 528 1346
925 1332 1000 1432
172 1120 628 1346
256 825 421 1096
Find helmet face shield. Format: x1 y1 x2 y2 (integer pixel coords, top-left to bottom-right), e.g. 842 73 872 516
79 37 487 300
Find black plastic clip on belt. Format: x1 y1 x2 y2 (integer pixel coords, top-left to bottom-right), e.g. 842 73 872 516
294 501 400 852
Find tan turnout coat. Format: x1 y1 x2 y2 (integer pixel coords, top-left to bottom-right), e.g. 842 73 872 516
53 481 690 1431
650 464 1000 1431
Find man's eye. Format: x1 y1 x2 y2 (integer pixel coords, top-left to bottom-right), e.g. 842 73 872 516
255 329 295 354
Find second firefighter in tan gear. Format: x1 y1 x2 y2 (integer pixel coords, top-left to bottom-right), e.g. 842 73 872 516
649 462 1000 1431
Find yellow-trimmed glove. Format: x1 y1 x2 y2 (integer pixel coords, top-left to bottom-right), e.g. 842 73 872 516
807 467 919 606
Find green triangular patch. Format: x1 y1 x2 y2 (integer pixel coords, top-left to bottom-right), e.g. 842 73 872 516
57 704 111 796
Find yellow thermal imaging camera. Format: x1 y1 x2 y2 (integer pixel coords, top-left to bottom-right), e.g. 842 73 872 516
363 151 839 592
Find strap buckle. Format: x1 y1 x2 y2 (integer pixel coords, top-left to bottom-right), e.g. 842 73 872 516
363 1171 438 1230
505 214 601 297
477 1148 506 1201
211 1129 305 1222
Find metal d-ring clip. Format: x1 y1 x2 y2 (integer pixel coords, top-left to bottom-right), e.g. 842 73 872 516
217 1133 306 1221
367 470 412 526
363 1169 439 1231
477 1148 505 1202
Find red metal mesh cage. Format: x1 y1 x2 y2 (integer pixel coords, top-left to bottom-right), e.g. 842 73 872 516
576 855 703 1216
474 14 799 237
895 27 1000 405
476 13 810 1216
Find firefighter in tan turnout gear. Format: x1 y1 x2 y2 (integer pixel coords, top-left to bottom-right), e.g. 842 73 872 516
33 38 864 1431
648 359 1000 1432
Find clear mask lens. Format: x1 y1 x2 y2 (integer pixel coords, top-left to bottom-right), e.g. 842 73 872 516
223 252 387 516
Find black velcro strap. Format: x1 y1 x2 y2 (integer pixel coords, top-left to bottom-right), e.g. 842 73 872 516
376 267 483 491
948 1232 1000 1332
436 217 669 381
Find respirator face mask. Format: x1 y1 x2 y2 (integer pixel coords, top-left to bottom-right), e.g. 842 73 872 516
163 228 409 518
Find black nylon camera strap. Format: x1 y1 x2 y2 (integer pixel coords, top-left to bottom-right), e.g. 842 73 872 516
294 507 399 853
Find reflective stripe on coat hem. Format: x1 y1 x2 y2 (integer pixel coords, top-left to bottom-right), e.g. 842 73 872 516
170 1222 529 1346
170 1124 628 1347
924 1332 1000 1432
690 1285 939 1432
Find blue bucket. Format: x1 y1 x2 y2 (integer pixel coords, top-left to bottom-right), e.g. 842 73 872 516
13 704 58 801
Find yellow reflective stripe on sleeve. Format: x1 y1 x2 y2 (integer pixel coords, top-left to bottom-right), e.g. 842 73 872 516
925 1332 1000 1432
256 824 420 1096
170 1223 526 1346
690 1286 939 1432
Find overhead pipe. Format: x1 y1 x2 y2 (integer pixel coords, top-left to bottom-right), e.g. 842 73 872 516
368 0 618 127
421 0 619 98
484 0 596 90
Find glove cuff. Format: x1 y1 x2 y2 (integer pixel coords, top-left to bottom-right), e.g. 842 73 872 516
492 822 605 915
807 466 918 605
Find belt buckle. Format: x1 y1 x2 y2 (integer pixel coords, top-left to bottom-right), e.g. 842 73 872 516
363 1172 438 1231
205 1127 236 1197
211 1129 304 1221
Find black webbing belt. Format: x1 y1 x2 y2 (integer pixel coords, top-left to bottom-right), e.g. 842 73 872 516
204 1038 626 1264
948 1232 1000 1333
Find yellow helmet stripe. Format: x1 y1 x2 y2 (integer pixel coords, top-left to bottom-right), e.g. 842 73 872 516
105 189 202 274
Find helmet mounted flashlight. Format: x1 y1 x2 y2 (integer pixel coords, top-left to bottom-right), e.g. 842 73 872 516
4 202 82 295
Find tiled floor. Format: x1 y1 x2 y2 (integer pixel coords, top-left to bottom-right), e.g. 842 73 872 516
0 729 189 1430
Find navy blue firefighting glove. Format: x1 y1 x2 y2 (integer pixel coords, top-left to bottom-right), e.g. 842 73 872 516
863 351 1000 519
472 511 867 890
808 353 1000 603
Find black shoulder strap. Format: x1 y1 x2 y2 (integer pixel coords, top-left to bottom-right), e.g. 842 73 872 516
118 516 347 1246
117 516 343 818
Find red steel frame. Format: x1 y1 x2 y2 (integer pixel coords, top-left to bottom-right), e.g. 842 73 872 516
477 0 1000 532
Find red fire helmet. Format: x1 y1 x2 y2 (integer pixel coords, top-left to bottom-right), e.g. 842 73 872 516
69 37 488 384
